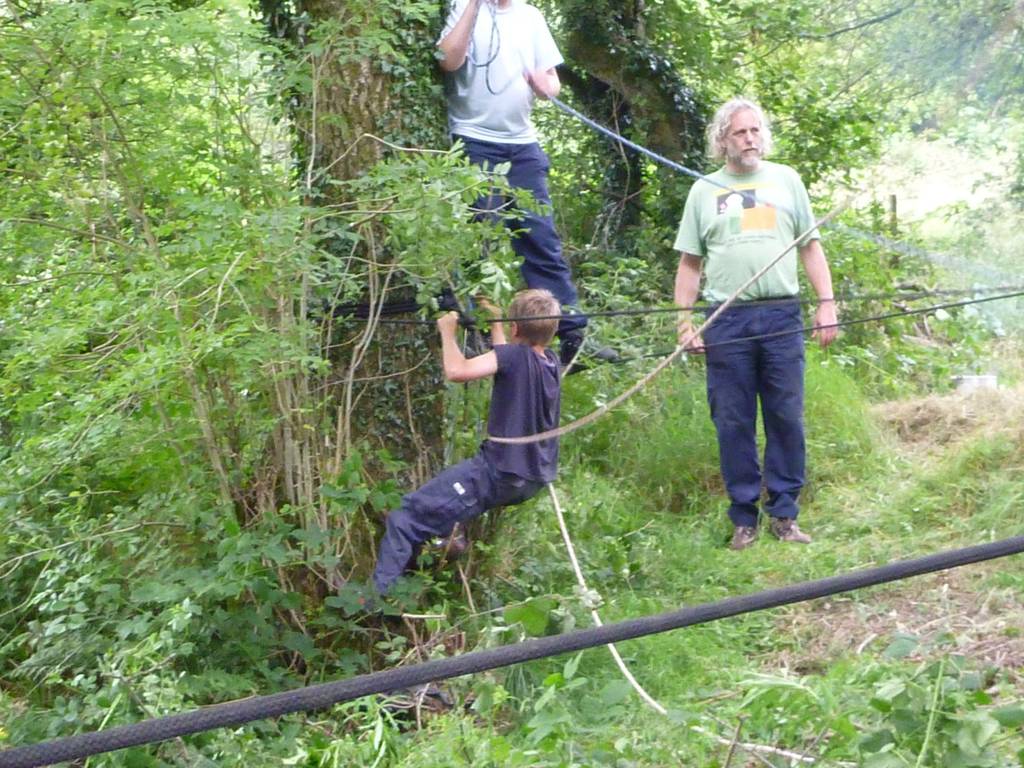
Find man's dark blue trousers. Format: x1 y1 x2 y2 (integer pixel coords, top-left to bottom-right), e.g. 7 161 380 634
702 300 806 528
457 135 586 339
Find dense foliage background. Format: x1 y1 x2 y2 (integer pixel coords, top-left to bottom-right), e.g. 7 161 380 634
1 0 1022 764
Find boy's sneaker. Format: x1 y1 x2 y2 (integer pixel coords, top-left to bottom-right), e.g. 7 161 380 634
431 530 470 560
769 517 812 544
729 525 758 551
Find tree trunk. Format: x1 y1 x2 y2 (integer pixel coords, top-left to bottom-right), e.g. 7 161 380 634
254 0 452 588
559 0 705 246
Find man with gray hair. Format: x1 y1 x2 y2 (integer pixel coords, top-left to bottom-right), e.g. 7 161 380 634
673 98 838 550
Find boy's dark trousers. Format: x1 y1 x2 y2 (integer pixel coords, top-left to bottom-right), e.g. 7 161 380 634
373 454 544 594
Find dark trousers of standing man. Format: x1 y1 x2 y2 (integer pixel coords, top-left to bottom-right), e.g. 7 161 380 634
702 301 806 529
456 135 587 342
373 454 544 594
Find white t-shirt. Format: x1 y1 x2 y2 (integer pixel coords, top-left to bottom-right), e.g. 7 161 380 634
439 0 563 143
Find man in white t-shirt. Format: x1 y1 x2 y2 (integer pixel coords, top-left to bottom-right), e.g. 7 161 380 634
438 0 589 368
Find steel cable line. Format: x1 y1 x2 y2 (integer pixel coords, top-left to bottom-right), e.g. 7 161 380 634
489 286 1024 446
348 284 1024 327
695 289 1024 350
607 289 1024 362
487 203 844 446
546 95 1013 282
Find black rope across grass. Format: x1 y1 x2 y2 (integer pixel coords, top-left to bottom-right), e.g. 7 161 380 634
3 535 1022 768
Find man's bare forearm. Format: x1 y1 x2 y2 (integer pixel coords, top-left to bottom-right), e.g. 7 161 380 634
798 239 833 301
674 252 702 310
527 67 561 99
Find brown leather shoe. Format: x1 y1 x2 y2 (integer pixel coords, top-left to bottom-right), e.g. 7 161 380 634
770 517 812 544
729 525 758 551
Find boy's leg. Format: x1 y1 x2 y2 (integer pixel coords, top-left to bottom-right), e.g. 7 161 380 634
373 456 493 594
373 458 546 594
435 469 545 560
490 469 546 508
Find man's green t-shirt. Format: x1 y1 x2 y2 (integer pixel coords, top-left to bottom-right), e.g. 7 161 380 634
673 161 819 303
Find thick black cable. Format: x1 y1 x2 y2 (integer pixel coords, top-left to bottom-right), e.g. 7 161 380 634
3 535 1023 768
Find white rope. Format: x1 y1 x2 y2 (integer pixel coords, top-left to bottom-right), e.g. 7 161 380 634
546 483 849 765
546 483 667 715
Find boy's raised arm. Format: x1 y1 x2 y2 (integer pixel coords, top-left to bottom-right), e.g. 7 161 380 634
437 311 498 383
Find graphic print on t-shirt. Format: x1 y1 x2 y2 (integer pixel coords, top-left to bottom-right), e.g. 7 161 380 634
716 186 777 234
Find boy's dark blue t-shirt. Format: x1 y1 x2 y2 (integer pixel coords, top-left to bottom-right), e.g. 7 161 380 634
480 343 561 482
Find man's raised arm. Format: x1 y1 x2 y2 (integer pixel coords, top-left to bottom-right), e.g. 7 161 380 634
438 0 482 72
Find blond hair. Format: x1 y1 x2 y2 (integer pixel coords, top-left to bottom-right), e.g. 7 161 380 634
707 97 774 163
508 289 560 346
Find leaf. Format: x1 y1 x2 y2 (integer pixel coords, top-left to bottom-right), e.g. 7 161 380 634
130 580 185 605
882 633 919 659
665 709 699 726
325 582 377 616
954 713 1000 754
598 679 631 708
282 631 319 661
320 483 370 506
525 708 572 745
873 679 907 705
504 597 554 637
863 753 906 768
563 652 582 681
859 729 896 753
991 705 1024 728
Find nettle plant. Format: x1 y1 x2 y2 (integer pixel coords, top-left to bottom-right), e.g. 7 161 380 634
859 651 1024 768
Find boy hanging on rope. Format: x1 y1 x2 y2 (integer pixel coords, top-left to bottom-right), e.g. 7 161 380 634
372 289 562 594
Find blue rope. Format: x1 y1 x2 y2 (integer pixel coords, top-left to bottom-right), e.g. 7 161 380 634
546 95 1013 281
549 96 708 182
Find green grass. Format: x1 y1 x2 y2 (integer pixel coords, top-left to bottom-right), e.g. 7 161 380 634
8 352 1022 767
379 354 1024 766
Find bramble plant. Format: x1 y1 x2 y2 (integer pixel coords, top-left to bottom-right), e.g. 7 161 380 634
859 651 1024 767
